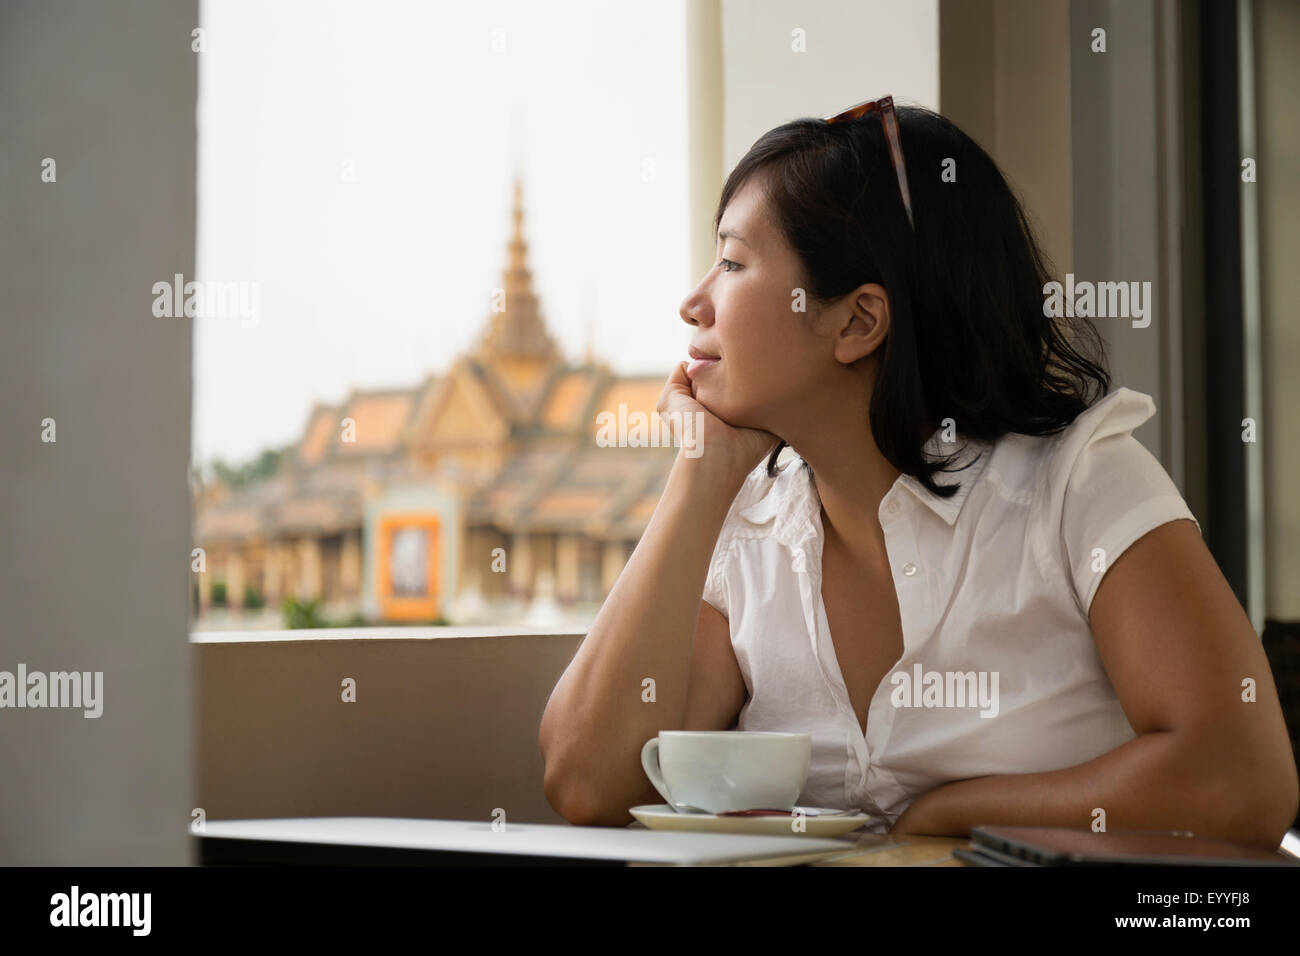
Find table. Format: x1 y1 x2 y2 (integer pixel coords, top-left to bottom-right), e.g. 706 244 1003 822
198 816 975 866
807 833 974 866
624 821 973 866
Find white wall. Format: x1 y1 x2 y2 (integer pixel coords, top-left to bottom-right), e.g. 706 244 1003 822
721 0 939 170
682 0 938 282
0 0 196 864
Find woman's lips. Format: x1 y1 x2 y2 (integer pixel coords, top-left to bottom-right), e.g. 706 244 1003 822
686 356 720 378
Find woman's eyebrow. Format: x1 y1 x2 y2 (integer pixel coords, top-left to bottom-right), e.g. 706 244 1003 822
717 228 750 247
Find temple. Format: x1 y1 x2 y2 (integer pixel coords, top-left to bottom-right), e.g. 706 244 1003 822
193 177 677 626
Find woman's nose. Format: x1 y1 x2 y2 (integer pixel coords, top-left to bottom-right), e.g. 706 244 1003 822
679 288 709 328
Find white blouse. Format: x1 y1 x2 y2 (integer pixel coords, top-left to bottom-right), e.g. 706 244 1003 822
701 387 1200 832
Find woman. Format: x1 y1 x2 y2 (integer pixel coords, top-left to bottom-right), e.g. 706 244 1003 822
538 99 1297 848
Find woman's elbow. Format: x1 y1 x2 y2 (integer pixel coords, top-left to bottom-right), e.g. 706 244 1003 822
543 764 632 827
1246 770 1299 850
1205 749 1299 850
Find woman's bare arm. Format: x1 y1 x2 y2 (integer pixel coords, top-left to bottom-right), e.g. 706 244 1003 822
890 519 1299 849
538 450 749 825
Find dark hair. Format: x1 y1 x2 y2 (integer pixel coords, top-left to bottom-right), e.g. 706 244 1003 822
714 104 1110 495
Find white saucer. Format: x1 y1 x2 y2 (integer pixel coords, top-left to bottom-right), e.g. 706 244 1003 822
630 804 871 837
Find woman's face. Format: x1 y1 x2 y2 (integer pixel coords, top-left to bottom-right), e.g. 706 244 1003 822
678 175 843 435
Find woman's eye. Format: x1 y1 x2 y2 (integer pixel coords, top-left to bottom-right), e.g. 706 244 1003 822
718 258 740 273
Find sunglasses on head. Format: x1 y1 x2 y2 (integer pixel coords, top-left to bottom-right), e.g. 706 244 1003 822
822 94 915 231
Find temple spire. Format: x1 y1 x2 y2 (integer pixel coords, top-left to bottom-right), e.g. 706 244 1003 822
475 176 559 364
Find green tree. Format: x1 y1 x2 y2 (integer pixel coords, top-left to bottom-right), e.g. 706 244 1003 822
209 445 291 490
282 597 326 629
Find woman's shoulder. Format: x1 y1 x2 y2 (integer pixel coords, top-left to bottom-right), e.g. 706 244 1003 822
1059 385 1156 443
1036 387 1199 614
1002 384 1194 534
983 386 1158 478
717 445 812 540
1041 386 1160 478
951 387 1166 530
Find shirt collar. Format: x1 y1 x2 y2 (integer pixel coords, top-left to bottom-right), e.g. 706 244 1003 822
897 426 993 527
737 427 993 540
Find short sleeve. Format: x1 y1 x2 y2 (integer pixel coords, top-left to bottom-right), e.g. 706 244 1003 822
699 458 772 618
701 534 733 617
1055 388 1202 618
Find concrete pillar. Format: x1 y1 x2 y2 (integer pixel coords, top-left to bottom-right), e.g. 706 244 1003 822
279 540 295 602
555 534 581 603
1257 0 1300 619
940 0 1072 279
297 537 323 601
340 531 362 600
509 532 532 599
486 531 509 598
226 550 245 609
601 540 628 596
0 0 197 862
466 529 491 596
208 548 228 606
536 532 556 585
197 555 212 611
264 541 284 604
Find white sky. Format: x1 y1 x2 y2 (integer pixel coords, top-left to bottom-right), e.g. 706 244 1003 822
193 0 691 468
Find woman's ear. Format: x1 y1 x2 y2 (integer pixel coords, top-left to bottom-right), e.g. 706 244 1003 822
833 283 890 365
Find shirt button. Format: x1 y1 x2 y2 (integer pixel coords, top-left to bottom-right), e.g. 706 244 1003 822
886 499 900 514
902 562 917 576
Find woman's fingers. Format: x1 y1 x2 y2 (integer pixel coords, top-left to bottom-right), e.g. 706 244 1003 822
658 361 694 416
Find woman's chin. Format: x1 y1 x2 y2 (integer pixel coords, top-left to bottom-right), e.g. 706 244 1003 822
692 383 723 415
699 396 764 433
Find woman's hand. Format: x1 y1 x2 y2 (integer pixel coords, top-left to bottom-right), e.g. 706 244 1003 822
888 785 966 838
657 360 779 478
888 802 935 837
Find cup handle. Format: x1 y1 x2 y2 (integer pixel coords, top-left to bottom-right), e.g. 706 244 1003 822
640 737 675 807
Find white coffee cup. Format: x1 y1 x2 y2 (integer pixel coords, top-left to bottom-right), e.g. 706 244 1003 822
640 731 811 814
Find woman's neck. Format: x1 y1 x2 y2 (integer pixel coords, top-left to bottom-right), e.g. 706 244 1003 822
791 429 901 569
